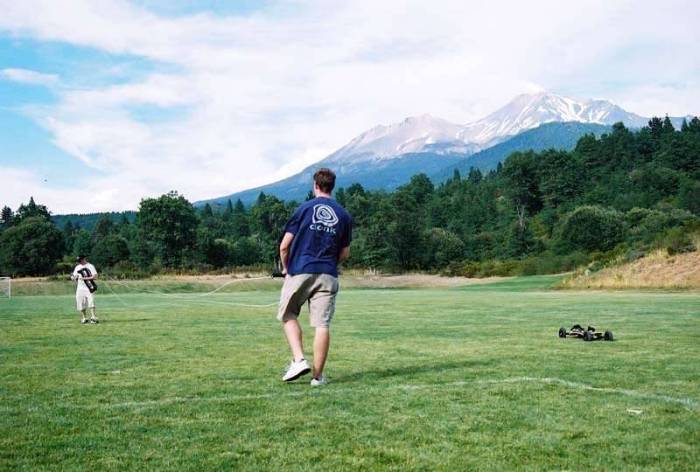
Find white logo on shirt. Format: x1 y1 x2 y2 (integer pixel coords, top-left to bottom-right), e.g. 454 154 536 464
312 204 339 227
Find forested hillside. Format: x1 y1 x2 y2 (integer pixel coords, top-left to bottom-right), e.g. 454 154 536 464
52 212 137 231
1 117 698 277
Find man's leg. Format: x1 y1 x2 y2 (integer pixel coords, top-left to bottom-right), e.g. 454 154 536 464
309 274 338 381
283 318 305 362
278 275 313 381
312 327 330 379
77 292 87 322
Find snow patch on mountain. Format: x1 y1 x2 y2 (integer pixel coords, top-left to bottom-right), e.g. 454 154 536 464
325 92 654 165
458 92 648 145
325 114 469 164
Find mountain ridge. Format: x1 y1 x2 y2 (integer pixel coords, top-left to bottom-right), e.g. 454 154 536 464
202 121 611 206
194 91 694 206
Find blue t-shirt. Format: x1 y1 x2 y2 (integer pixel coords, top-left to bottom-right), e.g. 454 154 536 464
284 197 352 277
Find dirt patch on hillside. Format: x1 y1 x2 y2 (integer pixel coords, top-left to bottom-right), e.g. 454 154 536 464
560 249 700 290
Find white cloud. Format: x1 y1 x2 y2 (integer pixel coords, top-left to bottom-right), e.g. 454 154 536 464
0 167 117 213
0 68 58 86
0 0 698 212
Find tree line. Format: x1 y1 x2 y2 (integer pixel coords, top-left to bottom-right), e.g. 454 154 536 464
1 116 699 278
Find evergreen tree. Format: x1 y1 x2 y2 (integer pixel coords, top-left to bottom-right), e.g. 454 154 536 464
15 197 51 223
92 216 115 242
0 206 13 229
648 116 663 138
222 199 234 221
501 151 542 216
678 179 700 215
538 149 583 208
504 220 538 258
63 220 77 254
250 195 290 262
662 115 675 134
385 190 423 269
467 167 482 185
688 117 700 133
231 199 250 238
404 174 434 205
335 188 347 206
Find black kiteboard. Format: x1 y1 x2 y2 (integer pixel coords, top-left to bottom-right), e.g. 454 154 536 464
77 267 98 293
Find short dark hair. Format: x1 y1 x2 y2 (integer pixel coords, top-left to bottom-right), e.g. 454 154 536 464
313 168 336 193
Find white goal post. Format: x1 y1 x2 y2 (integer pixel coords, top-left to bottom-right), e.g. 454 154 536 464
0 277 10 298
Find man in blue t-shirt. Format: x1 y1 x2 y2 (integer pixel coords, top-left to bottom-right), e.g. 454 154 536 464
277 168 352 386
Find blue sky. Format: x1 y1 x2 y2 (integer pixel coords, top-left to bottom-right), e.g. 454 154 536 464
131 0 272 16
0 0 698 213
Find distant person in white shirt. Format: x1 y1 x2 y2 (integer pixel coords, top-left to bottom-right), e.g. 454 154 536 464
71 255 99 324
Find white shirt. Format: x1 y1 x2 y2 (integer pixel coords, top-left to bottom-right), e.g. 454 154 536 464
73 263 98 292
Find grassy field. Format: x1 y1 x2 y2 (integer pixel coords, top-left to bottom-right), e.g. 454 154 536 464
1 276 698 470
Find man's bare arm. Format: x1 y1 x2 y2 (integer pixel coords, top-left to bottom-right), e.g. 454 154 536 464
338 246 350 264
279 232 295 274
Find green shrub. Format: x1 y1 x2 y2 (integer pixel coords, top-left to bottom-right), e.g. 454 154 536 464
678 179 700 215
0 217 64 276
105 260 151 279
626 207 696 243
92 234 131 268
660 228 697 255
557 206 625 252
518 252 589 275
424 228 465 268
441 259 520 278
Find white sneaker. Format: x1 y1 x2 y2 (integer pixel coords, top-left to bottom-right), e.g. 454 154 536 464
310 375 328 386
282 359 311 382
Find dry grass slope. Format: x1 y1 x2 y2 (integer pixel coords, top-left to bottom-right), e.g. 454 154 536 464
560 249 700 290
7 273 503 297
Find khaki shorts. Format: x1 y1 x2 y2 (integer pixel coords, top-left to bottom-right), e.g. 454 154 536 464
76 289 95 311
277 273 339 328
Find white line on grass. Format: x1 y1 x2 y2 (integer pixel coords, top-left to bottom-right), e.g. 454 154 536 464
99 376 697 411
414 377 699 409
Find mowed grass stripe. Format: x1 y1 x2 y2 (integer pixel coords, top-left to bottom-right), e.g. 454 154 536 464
1 277 698 470
7 376 694 413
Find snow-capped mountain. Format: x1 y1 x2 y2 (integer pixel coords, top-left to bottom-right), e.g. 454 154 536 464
324 114 478 164
324 92 655 165
198 92 695 206
458 92 649 145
